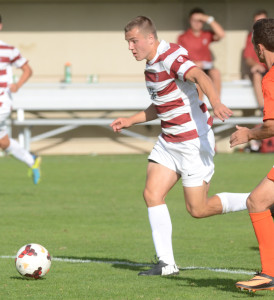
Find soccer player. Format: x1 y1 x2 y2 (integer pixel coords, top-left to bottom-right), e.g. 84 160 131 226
230 18 274 292
243 10 268 109
0 15 41 184
111 16 249 276
177 8 224 99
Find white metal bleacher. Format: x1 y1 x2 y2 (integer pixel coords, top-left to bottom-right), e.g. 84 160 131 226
10 81 262 150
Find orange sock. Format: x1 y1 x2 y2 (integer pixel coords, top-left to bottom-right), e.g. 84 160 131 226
250 210 274 277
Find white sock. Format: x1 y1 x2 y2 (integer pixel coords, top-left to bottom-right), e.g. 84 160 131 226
217 192 249 213
5 138 34 167
148 204 175 265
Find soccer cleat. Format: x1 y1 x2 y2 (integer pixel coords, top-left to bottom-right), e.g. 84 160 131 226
138 260 179 276
236 272 274 292
30 155 41 184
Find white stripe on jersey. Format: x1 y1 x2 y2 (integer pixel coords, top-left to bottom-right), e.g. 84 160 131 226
162 123 196 136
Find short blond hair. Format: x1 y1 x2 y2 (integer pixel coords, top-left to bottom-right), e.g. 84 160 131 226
124 16 158 39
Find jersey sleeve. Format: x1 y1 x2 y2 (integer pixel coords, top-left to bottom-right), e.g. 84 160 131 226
168 53 196 81
263 76 274 121
10 47 27 68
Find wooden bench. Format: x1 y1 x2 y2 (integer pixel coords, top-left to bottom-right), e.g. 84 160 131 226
10 81 262 150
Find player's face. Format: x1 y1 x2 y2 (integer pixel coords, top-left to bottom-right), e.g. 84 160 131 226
189 14 204 32
125 27 154 61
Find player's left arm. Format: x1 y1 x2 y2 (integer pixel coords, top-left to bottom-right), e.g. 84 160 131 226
9 62 32 93
230 120 274 147
185 67 232 121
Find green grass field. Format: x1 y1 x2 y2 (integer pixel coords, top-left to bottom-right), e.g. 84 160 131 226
0 153 274 299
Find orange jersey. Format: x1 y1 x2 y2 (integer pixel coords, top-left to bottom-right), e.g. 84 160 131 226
263 65 274 181
263 66 274 122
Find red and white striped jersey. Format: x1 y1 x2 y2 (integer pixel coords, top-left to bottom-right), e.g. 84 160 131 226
145 40 213 143
0 40 27 94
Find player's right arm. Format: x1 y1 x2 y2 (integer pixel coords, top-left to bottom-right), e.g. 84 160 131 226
110 104 158 132
185 67 232 121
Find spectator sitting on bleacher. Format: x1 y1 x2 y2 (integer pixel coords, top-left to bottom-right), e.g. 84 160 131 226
177 7 225 100
243 9 268 110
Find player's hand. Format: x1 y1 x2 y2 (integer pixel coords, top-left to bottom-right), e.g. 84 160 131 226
8 83 20 93
230 125 250 147
212 103 233 122
110 118 132 133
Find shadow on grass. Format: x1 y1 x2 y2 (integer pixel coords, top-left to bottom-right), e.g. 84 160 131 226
54 255 260 295
10 276 46 281
54 255 149 272
250 246 259 252
164 276 264 297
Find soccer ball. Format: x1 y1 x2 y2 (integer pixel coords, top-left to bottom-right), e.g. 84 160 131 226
15 243 51 279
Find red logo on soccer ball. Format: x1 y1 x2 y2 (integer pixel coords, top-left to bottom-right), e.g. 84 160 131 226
18 245 37 258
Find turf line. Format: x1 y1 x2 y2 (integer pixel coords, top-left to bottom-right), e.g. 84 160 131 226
1 255 254 275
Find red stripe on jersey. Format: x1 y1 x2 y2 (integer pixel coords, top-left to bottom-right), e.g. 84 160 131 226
161 113 191 128
207 116 213 126
0 82 8 88
157 81 177 97
0 70 7 75
170 55 190 79
153 43 181 64
200 103 208 113
0 57 11 63
10 54 21 64
145 71 171 82
0 45 14 50
155 98 184 114
162 129 198 143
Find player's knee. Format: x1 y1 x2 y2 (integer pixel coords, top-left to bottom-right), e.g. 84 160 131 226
247 195 269 212
143 187 165 206
186 205 205 218
143 187 156 203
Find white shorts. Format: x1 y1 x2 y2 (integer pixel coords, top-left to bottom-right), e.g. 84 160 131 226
0 91 12 138
148 129 215 187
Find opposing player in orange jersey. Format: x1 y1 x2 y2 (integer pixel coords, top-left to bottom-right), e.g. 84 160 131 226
230 18 274 292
